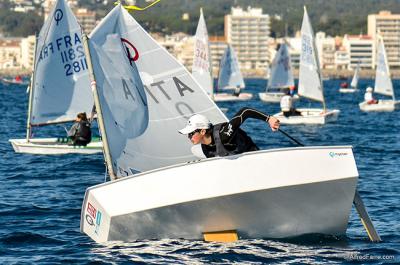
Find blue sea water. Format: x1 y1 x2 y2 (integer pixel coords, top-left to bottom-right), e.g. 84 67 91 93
0 79 399 264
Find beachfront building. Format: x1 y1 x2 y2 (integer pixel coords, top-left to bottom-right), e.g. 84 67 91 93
0 38 22 70
286 36 301 69
368 11 400 69
75 8 96 34
20 35 36 70
209 36 228 74
342 35 375 69
315 32 336 69
225 6 270 71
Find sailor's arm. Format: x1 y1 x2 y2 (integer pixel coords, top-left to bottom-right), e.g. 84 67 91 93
225 108 280 132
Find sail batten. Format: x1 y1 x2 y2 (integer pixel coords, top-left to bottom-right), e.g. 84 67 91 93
89 5 226 177
30 0 92 126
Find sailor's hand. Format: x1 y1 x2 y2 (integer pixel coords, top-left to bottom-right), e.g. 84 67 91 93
268 116 280 131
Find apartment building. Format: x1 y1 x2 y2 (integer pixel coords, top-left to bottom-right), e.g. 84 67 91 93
225 6 270 70
315 32 336 69
368 11 400 68
0 38 22 70
20 35 36 70
342 34 375 69
75 8 96 34
209 36 228 74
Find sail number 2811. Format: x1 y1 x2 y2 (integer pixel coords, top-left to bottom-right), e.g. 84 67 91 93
62 45 88 76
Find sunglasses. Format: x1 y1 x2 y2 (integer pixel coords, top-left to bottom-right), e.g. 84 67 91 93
188 129 201 139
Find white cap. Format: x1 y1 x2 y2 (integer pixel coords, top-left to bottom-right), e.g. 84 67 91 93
366 87 373 92
178 114 211 134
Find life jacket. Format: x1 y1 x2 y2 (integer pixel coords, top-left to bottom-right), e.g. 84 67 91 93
211 123 258 157
76 120 92 143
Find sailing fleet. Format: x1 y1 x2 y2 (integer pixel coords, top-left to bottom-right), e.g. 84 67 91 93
8 0 389 244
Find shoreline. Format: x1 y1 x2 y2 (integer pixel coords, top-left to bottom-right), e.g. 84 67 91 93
1 68 397 79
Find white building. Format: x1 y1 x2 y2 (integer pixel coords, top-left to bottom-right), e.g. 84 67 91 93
334 48 349 70
342 35 375 69
0 38 22 70
315 32 336 69
20 35 36 70
225 6 270 70
286 37 301 69
368 10 400 68
209 36 228 74
75 8 97 34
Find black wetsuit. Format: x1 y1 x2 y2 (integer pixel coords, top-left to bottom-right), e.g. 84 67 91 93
201 108 270 158
68 120 92 146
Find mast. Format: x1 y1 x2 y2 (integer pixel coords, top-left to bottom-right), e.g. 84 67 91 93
82 34 117 181
382 37 395 101
26 36 38 142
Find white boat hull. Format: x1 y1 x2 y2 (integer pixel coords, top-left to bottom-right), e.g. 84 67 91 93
259 92 284 102
274 108 340 125
213 92 253 102
81 146 358 243
339 88 358 93
259 92 300 103
9 138 103 155
359 100 400 112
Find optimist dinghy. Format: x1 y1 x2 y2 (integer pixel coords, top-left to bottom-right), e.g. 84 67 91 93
259 43 296 102
274 7 339 125
9 0 102 155
192 9 251 102
359 37 400 112
339 62 359 93
80 4 361 243
214 44 252 102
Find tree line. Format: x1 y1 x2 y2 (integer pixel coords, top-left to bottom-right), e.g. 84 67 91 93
1 0 400 37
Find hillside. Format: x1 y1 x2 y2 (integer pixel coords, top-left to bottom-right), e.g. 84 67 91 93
2 0 400 37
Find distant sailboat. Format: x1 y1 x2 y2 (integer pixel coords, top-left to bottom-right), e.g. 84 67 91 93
214 44 253 102
9 0 102 154
80 4 361 244
259 43 295 102
339 61 359 93
359 37 399 111
192 8 213 97
274 7 340 125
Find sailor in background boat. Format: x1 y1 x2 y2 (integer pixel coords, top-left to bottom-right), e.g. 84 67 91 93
67 112 92 146
179 108 280 158
364 87 378 104
232 85 241 97
280 90 301 117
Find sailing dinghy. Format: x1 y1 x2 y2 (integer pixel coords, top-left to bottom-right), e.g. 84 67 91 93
339 62 359 93
214 44 253 102
80 4 359 243
274 7 339 125
192 9 251 102
259 43 297 102
359 37 399 112
9 0 102 155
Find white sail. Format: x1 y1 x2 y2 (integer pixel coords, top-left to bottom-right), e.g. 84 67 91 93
267 43 294 90
192 8 213 95
298 7 324 103
350 62 360 88
217 45 245 90
89 5 227 176
30 0 92 125
374 38 394 97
